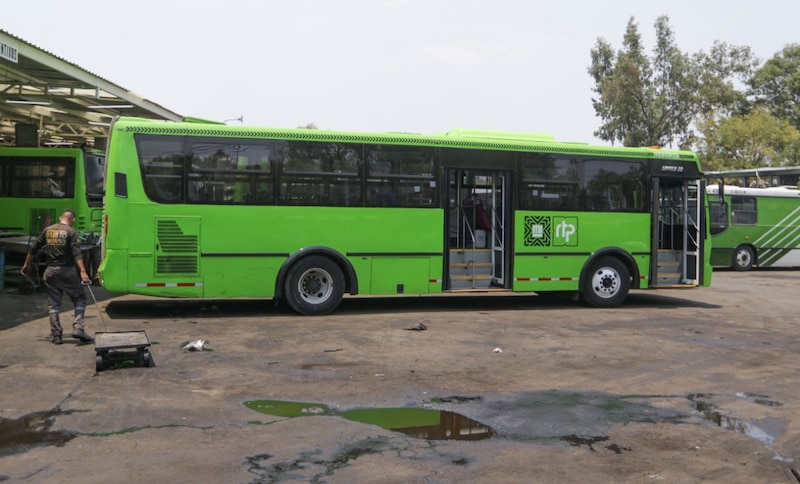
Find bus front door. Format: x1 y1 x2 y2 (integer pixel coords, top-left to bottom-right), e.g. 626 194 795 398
651 177 702 287
445 169 510 291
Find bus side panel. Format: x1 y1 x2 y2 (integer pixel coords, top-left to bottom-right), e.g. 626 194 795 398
710 247 734 267
201 256 284 297
104 213 206 298
4 200 60 235
110 204 444 298
349 256 372 293
371 257 430 294
349 255 443 295
750 196 800 268
513 254 586 291
513 211 650 292
99 248 128 292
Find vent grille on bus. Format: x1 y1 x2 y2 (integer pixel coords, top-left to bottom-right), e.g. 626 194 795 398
156 219 199 275
156 255 198 274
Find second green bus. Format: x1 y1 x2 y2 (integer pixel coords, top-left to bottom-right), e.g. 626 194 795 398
708 184 800 270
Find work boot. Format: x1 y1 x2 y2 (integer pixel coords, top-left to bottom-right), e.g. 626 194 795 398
52 334 63 345
72 329 92 343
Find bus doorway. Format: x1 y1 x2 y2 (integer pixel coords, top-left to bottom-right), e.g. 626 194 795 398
651 177 703 287
445 169 511 291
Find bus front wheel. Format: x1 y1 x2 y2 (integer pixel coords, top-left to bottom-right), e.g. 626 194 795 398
581 256 630 308
284 255 345 316
733 245 755 271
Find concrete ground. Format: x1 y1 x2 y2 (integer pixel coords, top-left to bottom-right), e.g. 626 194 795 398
0 271 799 483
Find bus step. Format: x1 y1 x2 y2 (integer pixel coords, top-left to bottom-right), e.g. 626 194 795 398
655 275 682 286
450 262 492 269
450 274 493 290
451 274 492 281
652 283 697 289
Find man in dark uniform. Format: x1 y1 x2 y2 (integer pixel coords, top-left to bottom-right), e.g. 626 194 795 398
21 209 92 345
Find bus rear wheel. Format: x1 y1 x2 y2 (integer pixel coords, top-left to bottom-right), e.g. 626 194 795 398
581 256 630 308
733 245 755 271
284 255 344 316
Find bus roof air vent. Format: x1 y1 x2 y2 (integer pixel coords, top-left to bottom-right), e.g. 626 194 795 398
439 128 556 143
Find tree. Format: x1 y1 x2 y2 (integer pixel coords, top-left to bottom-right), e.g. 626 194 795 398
748 44 800 130
692 41 757 117
697 108 800 172
589 16 757 148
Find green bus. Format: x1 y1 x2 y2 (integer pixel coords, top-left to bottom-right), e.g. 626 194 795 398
707 184 800 270
99 117 712 315
0 146 104 271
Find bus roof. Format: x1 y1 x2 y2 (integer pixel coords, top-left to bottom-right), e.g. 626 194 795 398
437 128 557 143
110 116 699 162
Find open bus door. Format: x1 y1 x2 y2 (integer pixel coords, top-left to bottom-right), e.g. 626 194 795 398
490 172 507 286
651 176 705 287
445 169 510 291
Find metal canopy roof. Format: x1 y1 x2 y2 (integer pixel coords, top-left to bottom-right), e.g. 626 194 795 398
0 29 182 147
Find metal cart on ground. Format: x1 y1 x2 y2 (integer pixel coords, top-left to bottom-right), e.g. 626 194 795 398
84 281 154 372
94 330 154 371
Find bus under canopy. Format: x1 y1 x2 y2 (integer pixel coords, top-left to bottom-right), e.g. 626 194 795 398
99 117 712 315
707 183 800 270
0 145 104 274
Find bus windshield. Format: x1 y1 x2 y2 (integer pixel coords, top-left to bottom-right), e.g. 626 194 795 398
84 151 105 204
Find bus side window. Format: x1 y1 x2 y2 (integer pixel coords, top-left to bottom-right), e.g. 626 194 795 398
365 146 436 208
731 196 757 225
114 172 128 198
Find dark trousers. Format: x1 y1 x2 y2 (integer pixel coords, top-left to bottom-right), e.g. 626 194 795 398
43 265 87 336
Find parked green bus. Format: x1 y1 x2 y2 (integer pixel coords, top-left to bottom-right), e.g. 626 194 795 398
99 117 712 315
0 146 104 276
0 145 104 236
707 184 800 270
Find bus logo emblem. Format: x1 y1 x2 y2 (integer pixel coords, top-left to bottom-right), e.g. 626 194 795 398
524 216 550 246
524 216 578 247
554 217 578 246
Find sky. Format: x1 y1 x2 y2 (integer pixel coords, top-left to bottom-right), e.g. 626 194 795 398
3 0 798 145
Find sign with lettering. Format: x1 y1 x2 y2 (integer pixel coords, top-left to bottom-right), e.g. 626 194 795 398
0 40 19 63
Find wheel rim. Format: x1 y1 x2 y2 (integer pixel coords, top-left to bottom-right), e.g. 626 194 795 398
590 266 620 299
736 249 751 268
296 267 334 305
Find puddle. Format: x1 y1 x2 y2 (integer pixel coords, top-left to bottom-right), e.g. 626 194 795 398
689 393 791 462
246 390 790 459
244 400 493 441
0 410 78 457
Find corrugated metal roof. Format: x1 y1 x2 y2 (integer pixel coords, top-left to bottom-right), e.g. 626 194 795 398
0 29 182 147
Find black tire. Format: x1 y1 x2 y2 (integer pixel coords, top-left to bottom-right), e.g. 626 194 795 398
142 350 154 368
96 355 106 372
284 255 345 316
581 256 630 308
733 245 755 271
